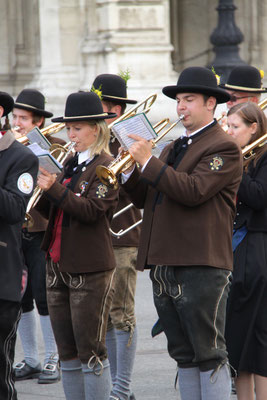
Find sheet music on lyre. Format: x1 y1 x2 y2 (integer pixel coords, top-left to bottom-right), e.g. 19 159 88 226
112 112 157 150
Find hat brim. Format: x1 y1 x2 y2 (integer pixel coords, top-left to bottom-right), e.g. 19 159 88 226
51 112 117 123
101 95 137 104
0 93 14 116
13 102 53 118
162 85 231 104
219 83 267 93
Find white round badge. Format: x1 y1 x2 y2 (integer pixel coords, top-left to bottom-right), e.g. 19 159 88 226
17 173 34 194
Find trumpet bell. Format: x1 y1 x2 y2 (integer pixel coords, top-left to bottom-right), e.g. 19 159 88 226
96 165 119 190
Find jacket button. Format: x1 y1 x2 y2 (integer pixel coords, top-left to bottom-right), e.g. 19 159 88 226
239 202 242 205
234 222 237 225
236 213 239 216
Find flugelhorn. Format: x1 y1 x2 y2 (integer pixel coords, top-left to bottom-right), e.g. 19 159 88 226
23 141 75 228
96 114 184 189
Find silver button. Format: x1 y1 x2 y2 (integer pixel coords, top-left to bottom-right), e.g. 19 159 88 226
234 222 236 225
236 213 239 216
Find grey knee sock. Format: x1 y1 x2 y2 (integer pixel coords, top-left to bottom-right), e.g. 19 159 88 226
178 367 201 400
18 310 40 367
200 364 231 400
82 358 111 400
61 359 85 400
39 315 58 364
112 327 137 400
106 328 117 385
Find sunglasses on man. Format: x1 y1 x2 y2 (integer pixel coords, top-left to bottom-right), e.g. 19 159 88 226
229 95 252 102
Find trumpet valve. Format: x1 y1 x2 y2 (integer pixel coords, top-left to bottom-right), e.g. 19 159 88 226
23 213 34 229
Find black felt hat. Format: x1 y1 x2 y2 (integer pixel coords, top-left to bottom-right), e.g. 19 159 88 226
219 65 267 93
91 74 137 104
0 91 14 116
14 89 53 117
162 67 230 104
52 92 117 123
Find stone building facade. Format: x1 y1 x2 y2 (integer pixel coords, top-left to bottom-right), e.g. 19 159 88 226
0 0 266 123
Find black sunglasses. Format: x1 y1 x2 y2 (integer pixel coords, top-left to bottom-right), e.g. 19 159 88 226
229 95 252 102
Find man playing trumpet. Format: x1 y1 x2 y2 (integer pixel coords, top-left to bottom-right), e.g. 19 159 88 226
120 66 243 400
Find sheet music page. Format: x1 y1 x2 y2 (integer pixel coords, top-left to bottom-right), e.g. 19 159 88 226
28 143 63 173
27 127 51 150
112 113 157 150
38 155 62 174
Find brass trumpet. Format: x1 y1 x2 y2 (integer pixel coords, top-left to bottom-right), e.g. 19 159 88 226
96 115 184 189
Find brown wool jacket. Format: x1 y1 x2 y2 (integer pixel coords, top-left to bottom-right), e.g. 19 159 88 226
36 151 118 273
122 121 243 271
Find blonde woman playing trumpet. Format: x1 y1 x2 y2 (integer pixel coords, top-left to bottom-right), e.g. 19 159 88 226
36 91 118 400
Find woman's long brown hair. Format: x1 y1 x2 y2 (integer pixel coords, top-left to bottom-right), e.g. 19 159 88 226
227 102 267 170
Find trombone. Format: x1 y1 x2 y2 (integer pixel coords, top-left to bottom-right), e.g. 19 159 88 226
96 114 184 190
108 93 157 131
17 122 66 145
242 132 267 159
109 204 142 239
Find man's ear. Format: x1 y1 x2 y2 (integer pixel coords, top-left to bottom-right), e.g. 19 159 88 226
35 116 45 128
206 96 217 111
113 104 123 118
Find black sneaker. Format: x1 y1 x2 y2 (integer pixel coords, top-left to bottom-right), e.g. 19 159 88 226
38 354 60 384
14 360 42 381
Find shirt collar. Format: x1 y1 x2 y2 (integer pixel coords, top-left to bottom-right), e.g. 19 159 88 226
180 120 214 139
78 148 93 164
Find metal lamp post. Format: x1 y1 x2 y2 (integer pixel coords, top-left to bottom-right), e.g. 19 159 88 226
209 0 247 82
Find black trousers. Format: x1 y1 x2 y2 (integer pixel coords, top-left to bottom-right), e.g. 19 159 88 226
21 231 48 315
150 265 231 371
0 299 21 400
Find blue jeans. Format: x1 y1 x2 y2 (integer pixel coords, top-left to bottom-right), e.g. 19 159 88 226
150 265 231 371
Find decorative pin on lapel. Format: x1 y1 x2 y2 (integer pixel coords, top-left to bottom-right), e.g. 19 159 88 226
96 183 108 198
210 156 224 171
79 180 88 195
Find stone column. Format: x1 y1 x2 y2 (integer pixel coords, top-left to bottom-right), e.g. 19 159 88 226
30 0 83 116
81 0 176 123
